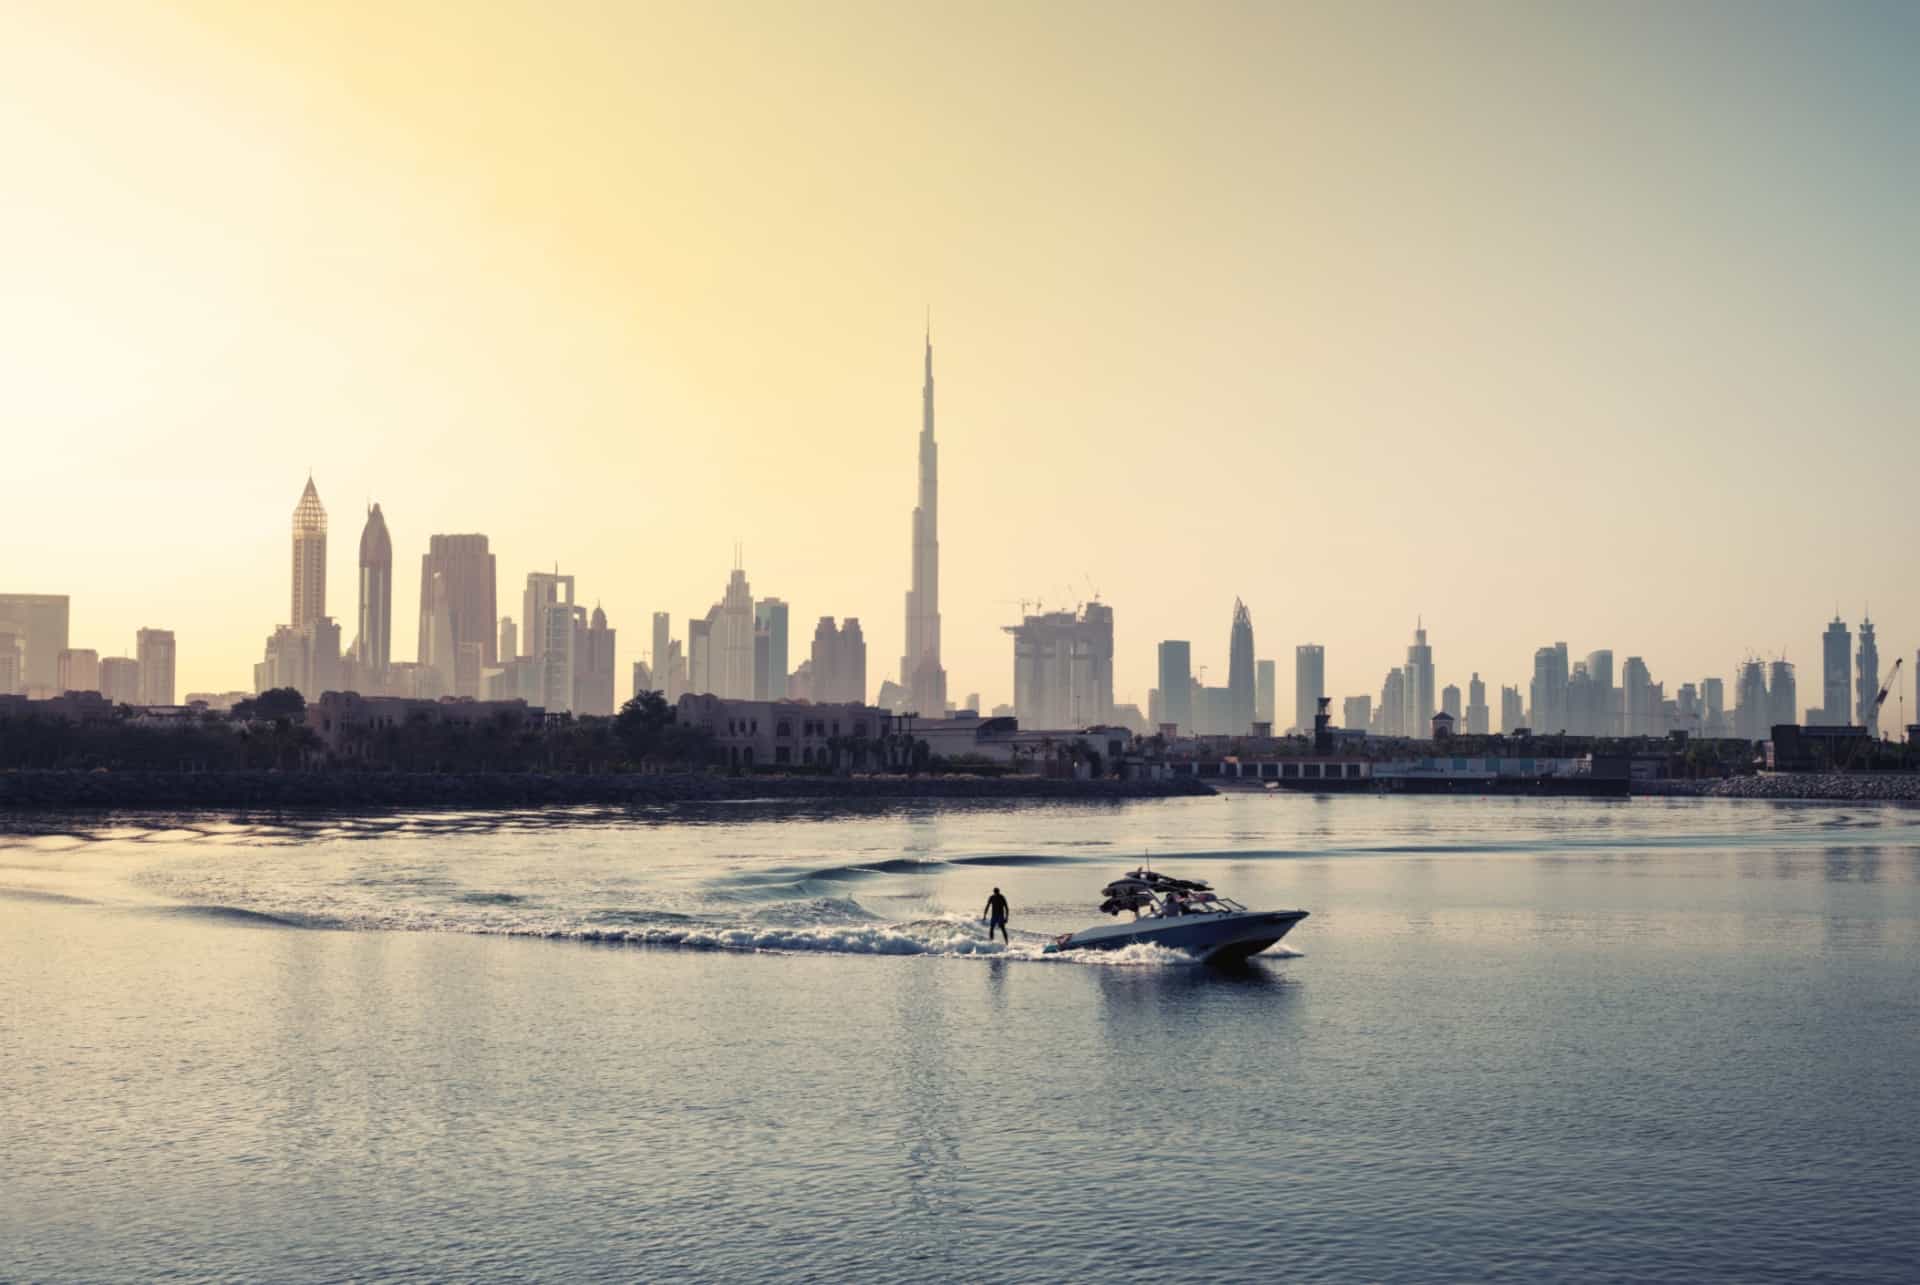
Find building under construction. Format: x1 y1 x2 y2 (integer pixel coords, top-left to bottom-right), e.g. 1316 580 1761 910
1004 602 1114 731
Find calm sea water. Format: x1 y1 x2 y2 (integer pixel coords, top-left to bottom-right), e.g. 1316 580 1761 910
4 794 1918 1282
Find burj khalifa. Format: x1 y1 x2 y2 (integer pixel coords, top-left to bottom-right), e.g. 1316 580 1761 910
901 325 948 716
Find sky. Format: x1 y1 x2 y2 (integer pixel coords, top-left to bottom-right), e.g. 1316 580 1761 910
4 1 1917 718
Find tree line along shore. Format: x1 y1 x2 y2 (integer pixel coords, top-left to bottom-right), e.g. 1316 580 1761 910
0 770 1215 810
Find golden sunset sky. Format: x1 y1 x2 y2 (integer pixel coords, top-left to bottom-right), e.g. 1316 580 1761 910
5 2 1916 713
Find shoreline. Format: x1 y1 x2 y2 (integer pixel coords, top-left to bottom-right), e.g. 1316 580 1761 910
1634 773 1920 804
0 769 1216 811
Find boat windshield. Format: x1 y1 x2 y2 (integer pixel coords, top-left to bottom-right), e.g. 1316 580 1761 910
1155 890 1247 916
1099 871 1247 918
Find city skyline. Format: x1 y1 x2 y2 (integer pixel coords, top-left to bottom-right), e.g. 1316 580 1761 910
11 462 1904 729
8 461 1911 733
5 4 1917 719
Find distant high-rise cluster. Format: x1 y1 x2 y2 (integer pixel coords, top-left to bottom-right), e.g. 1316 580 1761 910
1147 600 1269 737
251 476 616 712
258 479 347 699
0 590 174 708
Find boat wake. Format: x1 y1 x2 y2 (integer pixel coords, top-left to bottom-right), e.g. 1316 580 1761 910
129 862 1289 963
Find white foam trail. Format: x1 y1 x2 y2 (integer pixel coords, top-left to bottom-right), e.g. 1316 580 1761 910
131 863 1299 966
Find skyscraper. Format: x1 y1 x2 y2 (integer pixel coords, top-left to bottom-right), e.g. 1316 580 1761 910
1856 614 1880 735
1818 615 1850 725
1441 683 1462 722
1529 643 1567 733
305 614 343 695
575 605 617 716
1228 600 1255 734
100 656 140 705
1622 656 1652 736
291 477 327 632
1343 695 1372 732
421 535 498 671
521 574 579 713
1294 644 1325 735
810 617 868 704
1584 650 1615 735
1767 659 1796 731
1467 673 1489 735
499 617 518 665
1380 668 1407 737
57 648 100 694
1500 685 1525 733
1402 621 1435 736
1567 663 1594 736
0 595 69 696
652 612 671 686
755 598 789 701
136 628 175 705
1735 659 1769 742
1701 677 1726 736
688 616 711 695
1255 659 1277 730
661 640 685 701
520 571 578 709
1156 641 1192 733
710 565 756 699
356 503 392 682
901 326 947 717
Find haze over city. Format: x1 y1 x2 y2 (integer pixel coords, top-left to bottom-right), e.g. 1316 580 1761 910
11 7 1920 1285
5 1 1917 714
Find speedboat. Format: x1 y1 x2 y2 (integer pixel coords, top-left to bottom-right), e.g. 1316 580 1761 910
1042 868 1307 964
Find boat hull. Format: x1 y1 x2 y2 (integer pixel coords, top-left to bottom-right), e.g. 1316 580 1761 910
1049 909 1307 963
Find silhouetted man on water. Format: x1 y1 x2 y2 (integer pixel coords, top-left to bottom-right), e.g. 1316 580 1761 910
983 887 1010 943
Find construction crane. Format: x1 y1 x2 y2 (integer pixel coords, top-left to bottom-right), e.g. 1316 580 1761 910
1871 656 1905 739
1841 656 1904 770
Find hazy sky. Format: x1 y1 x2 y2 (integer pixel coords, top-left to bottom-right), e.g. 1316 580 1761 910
5 1 1917 715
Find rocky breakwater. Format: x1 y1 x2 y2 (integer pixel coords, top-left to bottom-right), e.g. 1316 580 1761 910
0 770 1217 811
1635 773 1920 803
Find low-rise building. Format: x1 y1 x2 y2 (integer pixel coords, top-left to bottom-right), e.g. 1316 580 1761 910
908 713 1020 762
0 691 119 722
674 694 889 770
308 692 544 757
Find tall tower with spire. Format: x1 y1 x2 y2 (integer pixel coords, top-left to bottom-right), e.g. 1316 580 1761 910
356 503 393 680
1227 599 1255 734
291 476 328 631
902 323 947 715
